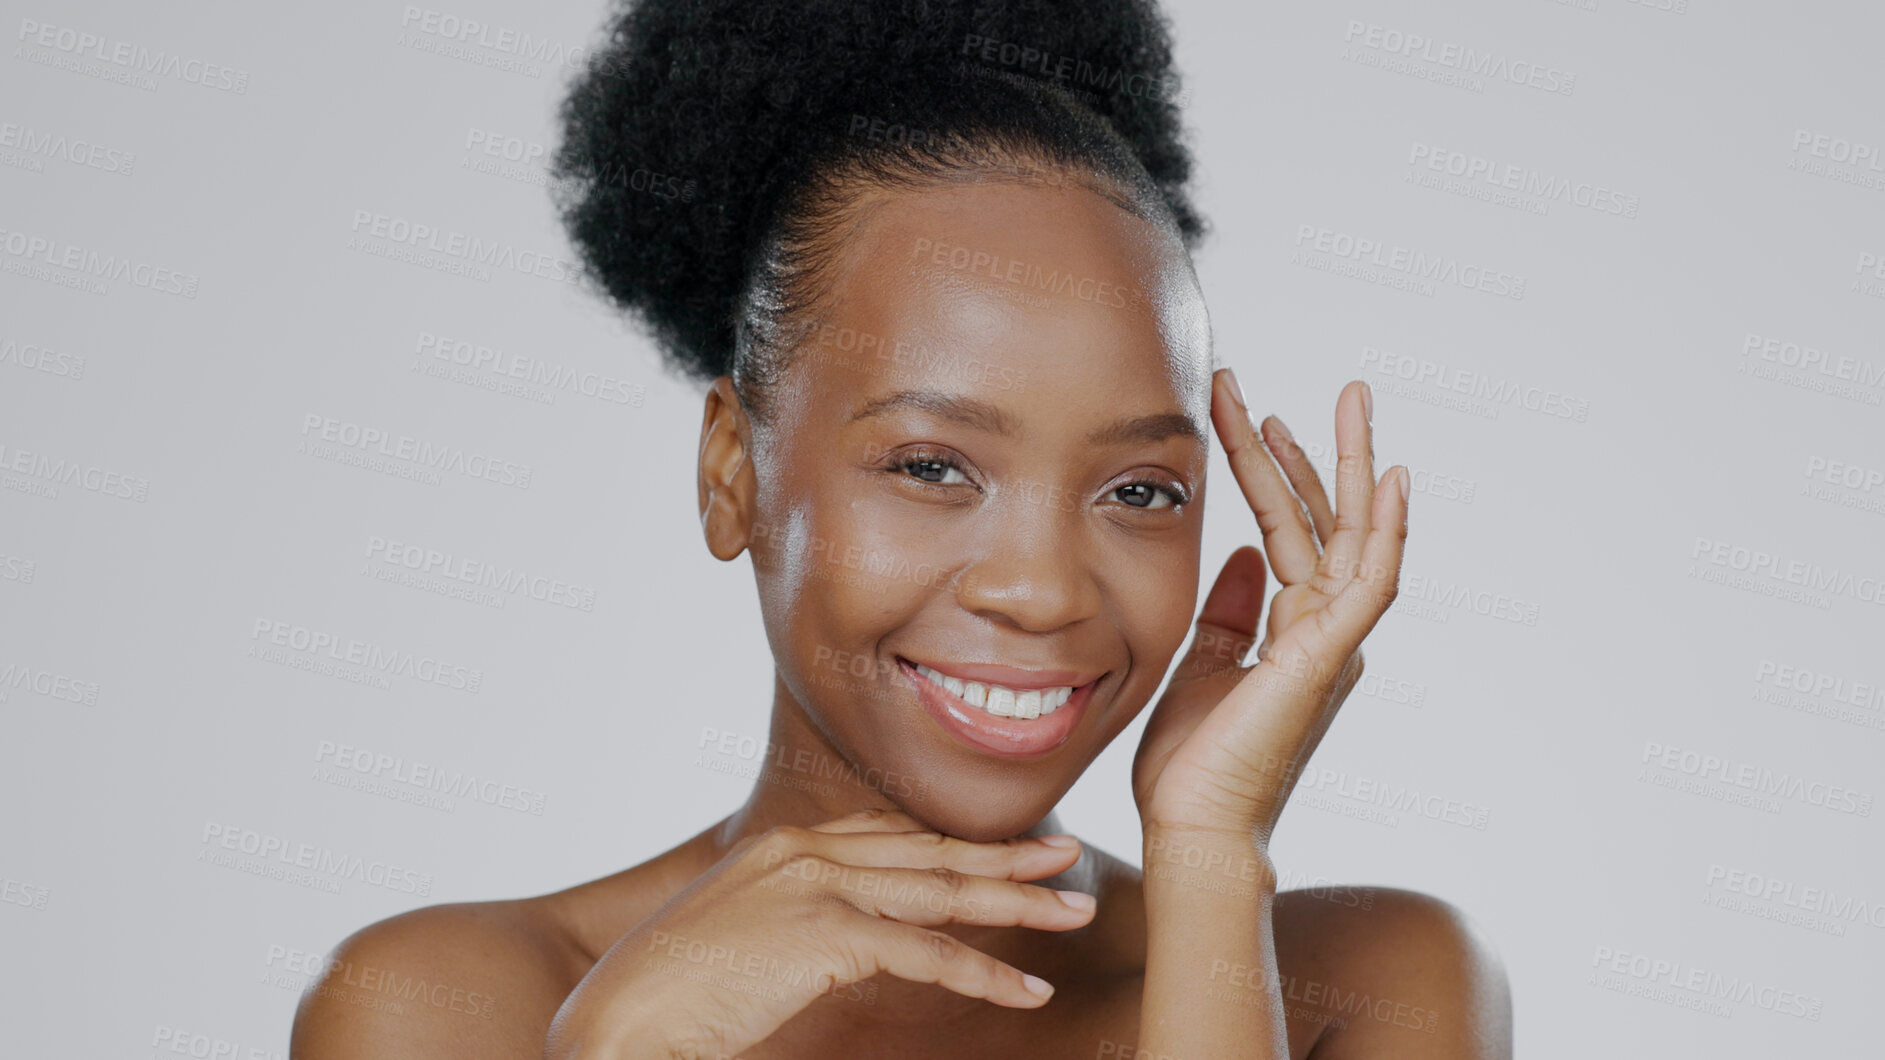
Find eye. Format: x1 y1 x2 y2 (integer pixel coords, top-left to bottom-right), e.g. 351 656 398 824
902 457 969 486
1112 479 1186 510
877 445 978 492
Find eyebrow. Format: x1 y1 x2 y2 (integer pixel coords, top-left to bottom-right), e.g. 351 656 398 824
848 389 1205 447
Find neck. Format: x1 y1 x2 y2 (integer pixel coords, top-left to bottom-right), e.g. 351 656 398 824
701 672 1103 1028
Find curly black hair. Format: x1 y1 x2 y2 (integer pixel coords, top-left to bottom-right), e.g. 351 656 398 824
551 0 1204 418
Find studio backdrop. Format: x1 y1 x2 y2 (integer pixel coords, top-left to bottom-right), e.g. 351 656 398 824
2 0 1881 1056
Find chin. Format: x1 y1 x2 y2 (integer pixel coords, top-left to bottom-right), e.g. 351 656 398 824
869 774 1073 843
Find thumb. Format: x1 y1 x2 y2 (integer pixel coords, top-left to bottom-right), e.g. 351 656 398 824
1175 545 1267 682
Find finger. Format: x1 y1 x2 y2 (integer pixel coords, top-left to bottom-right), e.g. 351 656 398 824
1259 415 1335 545
1211 369 1322 584
783 858 1096 931
1175 545 1266 682
1322 380 1376 581
800 828 1082 882
810 809 928 834
1305 465 1409 664
850 915 1060 1007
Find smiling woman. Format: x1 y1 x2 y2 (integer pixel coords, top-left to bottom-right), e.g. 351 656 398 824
290 1 1508 1057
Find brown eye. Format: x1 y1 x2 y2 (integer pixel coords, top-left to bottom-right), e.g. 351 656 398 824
901 458 968 486
1116 481 1181 509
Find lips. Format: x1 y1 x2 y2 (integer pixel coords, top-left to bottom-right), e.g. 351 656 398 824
895 655 1101 759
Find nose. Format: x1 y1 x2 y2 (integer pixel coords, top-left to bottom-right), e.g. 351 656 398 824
952 502 1102 634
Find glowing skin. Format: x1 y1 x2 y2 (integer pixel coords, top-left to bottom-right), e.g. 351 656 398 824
292 175 1512 1060
724 177 1212 844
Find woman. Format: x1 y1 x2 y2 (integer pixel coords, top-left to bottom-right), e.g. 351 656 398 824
291 1 1511 1055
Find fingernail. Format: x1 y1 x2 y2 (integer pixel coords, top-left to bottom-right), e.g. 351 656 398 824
1267 415 1296 448
1396 465 1410 502
1360 381 1374 424
1056 889 1097 912
1037 834 1080 849
1023 973 1055 999
1223 368 1248 411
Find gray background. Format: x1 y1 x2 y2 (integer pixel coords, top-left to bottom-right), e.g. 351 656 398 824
3 0 1882 1055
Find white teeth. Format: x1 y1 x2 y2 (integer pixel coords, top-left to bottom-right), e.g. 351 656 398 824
986 686 1015 717
914 663 1075 721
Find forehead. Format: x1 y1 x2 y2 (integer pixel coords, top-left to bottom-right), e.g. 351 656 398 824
796 178 1211 416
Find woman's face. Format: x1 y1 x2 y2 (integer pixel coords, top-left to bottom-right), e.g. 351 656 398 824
726 176 1212 841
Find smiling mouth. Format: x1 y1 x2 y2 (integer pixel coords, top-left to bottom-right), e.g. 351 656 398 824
908 661 1073 719
893 655 1103 759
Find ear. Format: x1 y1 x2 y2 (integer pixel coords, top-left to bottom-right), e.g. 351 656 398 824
697 376 759 561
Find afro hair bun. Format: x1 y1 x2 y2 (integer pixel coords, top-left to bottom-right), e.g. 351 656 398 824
551 0 1203 386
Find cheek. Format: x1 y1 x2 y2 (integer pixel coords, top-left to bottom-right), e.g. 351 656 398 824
1116 536 1204 664
770 493 955 651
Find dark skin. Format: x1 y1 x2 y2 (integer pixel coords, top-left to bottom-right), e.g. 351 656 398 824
291 175 1511 1059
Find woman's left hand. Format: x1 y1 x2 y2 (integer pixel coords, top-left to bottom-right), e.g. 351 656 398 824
1131 371 1410 845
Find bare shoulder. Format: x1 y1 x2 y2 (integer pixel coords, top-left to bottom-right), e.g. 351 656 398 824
289 897 587 1060
1272 885 1512 1059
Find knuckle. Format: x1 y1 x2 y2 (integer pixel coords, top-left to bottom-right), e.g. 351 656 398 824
794 887 850 925
920 929 961 966
756 824 808 857
817 934 872 985
779 852 829 880
922 865 965 895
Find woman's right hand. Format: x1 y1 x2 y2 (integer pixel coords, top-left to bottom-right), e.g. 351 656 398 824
543 808 1096 1059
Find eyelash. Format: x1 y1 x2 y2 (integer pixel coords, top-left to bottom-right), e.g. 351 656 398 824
880 447 1189 511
